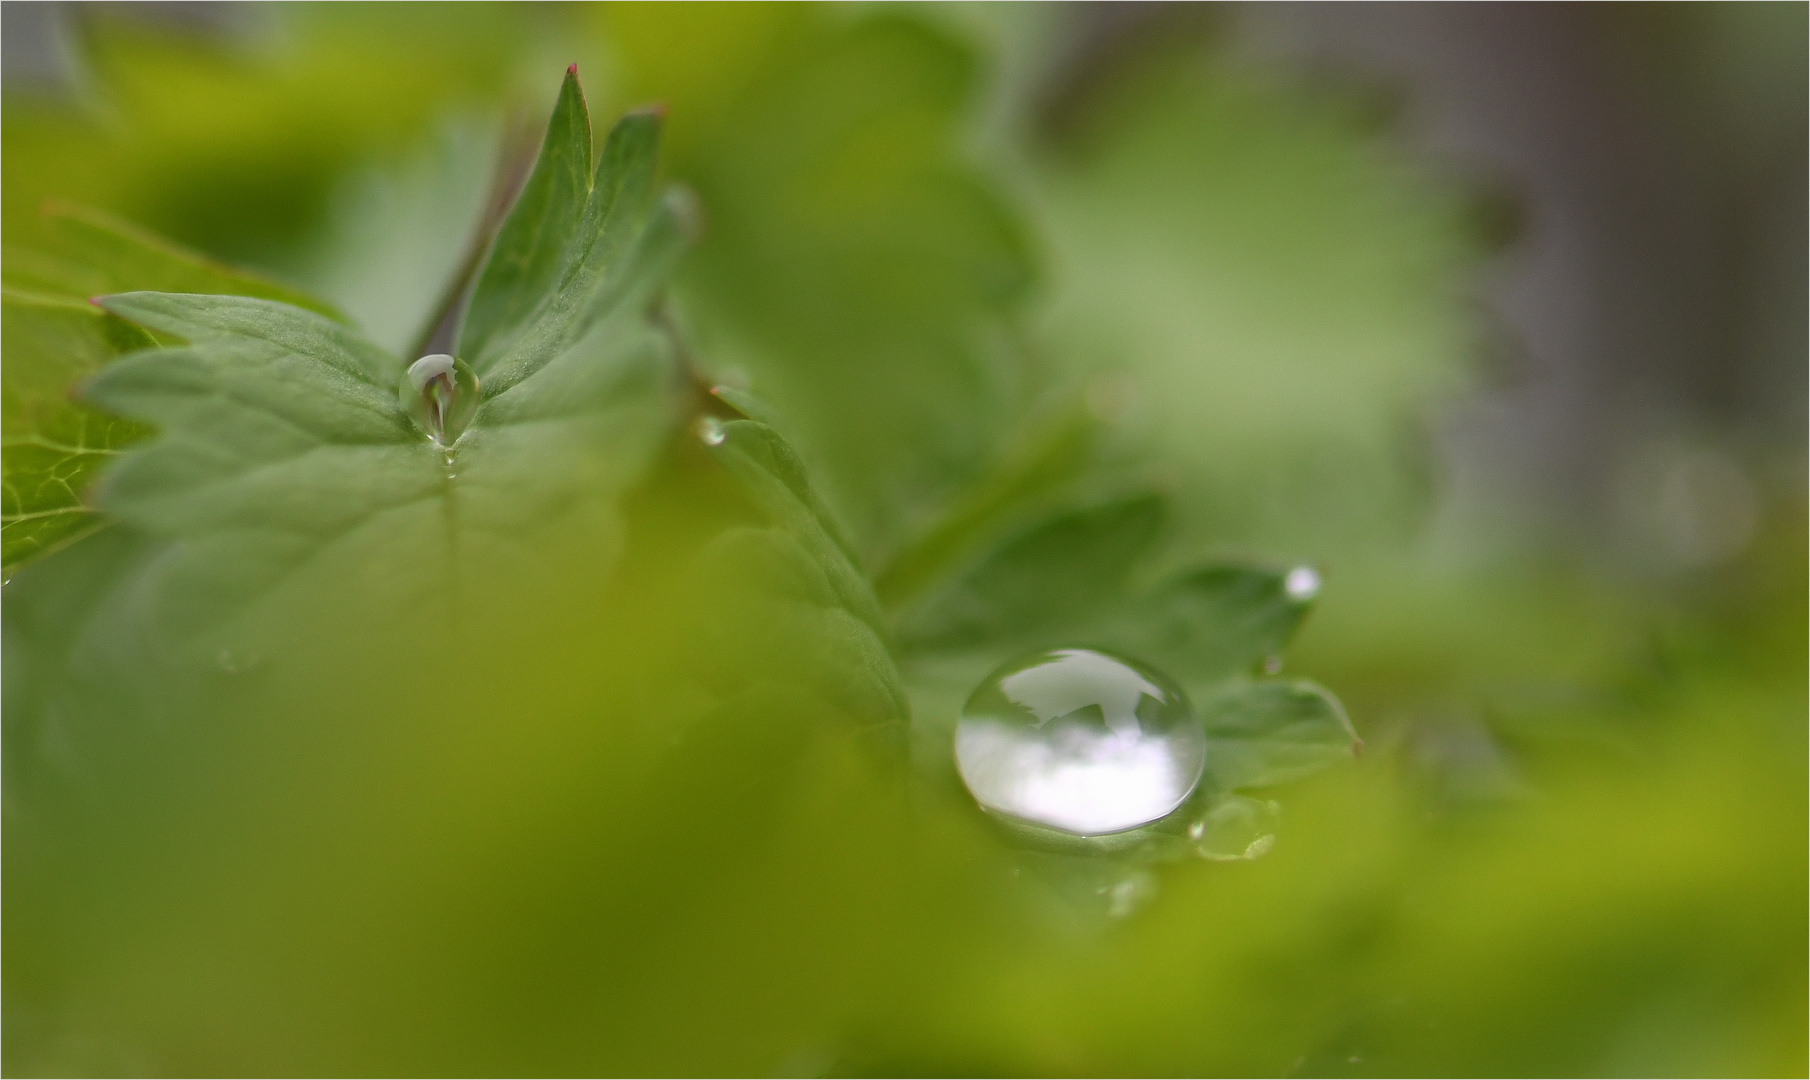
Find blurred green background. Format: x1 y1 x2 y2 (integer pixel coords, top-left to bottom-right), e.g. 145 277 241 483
2 3 1804 1076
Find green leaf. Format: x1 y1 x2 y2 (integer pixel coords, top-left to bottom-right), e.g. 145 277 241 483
457 68 594 369
701 418 907 732
895 493 1167 652
706 417 866 575
605 7 1037 553
1028 36 1484 552
72 81 688 644
706 383 789 430
1106 565 1314 683
873 399 1102 611
1196 679 1361 791
0 290 153 574
894 492 1315 675
2 203 343 317
1 205 346 576
458 74 682 399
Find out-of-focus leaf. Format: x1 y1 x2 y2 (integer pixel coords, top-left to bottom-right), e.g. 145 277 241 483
599 6 1038 556
1197 679 1361 791
285 120 500 357
0 6 545 267
3 203 341 316
1028 37 1483 551
0 290 152 573
2 206 339 575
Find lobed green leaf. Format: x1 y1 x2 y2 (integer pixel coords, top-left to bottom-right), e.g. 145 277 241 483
1 206 342 576
1197 679 1361 791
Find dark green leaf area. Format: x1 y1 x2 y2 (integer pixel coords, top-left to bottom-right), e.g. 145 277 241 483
1108 565 1314 683
894 494 1337 793
1198 680 1360 792
896 496 1312 683
459 72 686 398
895 494 1166 652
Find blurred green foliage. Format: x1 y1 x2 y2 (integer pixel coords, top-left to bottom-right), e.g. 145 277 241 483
3 4 1803 1077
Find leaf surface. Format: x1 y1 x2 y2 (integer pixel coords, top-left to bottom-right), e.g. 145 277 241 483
73 85 688 645
1197 679 1361 791
2 206 337 575
700 418 907 731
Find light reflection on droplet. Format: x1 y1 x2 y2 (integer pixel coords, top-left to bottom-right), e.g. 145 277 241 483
697 416 727 446
1284 565 1320 602
955 648 1205 836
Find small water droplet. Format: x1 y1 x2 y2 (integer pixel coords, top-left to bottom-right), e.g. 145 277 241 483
697 416 727 446
1263 654 1283 675
1188 795 1280 861
1284 565 1320 602
955 648 1205 836
400 354 480 446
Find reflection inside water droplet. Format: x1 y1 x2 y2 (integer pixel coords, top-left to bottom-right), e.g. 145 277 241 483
1284 565 1320 601
955 648 1205 836
697 416 727 446
400 354 480 447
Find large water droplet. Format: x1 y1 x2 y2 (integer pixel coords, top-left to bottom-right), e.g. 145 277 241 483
400 353 480 446
696 415 727 446
955 648 1206 836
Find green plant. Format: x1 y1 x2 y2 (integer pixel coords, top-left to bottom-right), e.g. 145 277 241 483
3 65 1360 1075
5 8 1802 1077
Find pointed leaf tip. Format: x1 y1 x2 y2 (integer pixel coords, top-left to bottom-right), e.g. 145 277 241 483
567 63 578 75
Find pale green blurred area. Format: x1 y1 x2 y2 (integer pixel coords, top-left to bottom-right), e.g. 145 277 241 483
3 3 1804 1076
